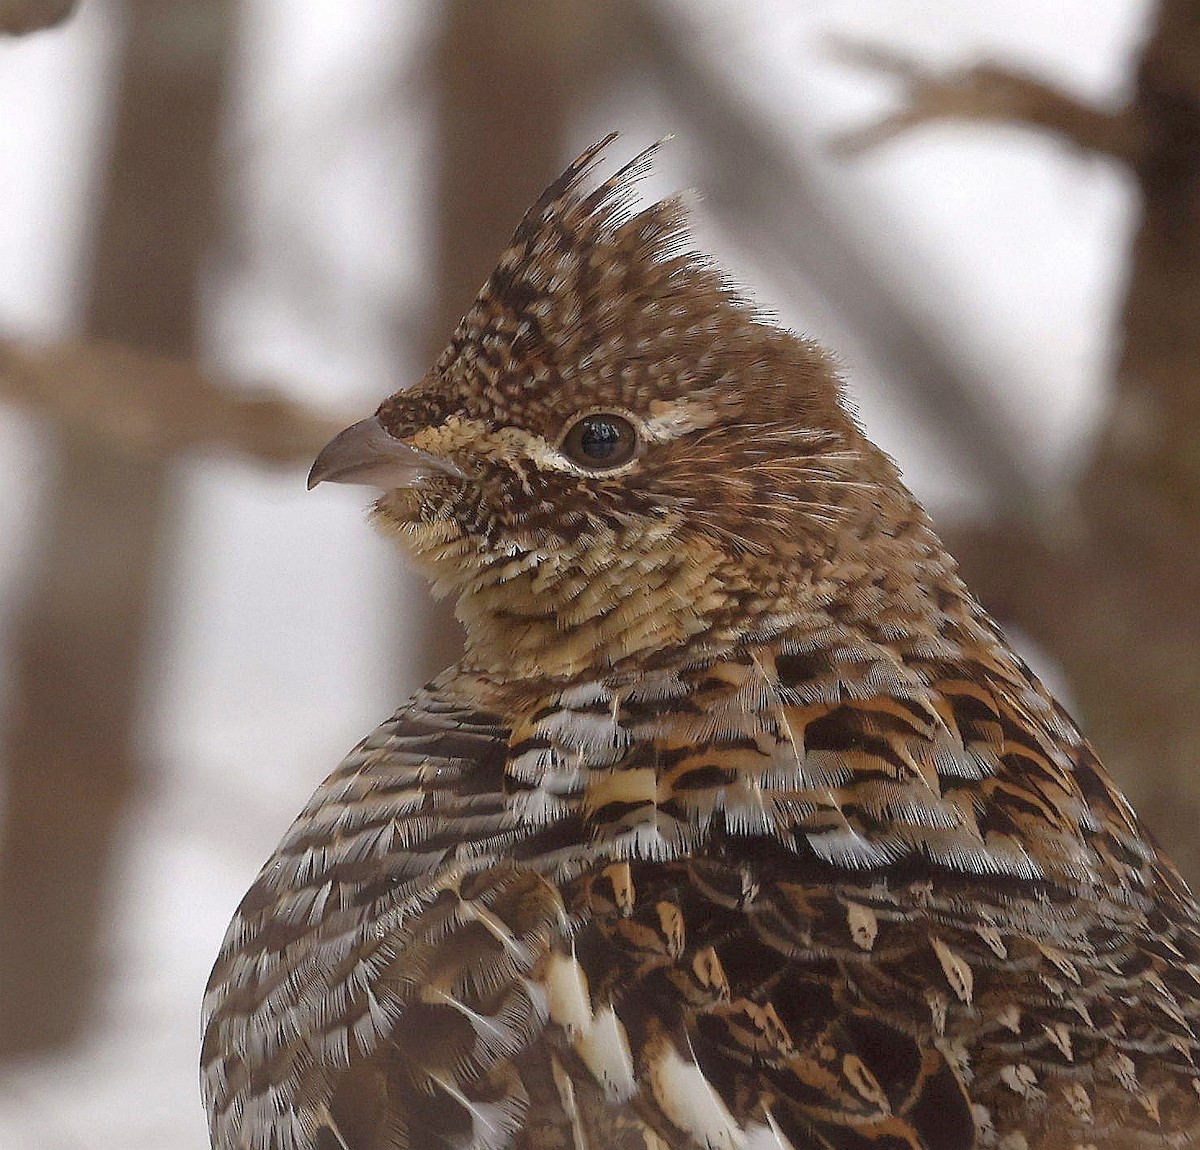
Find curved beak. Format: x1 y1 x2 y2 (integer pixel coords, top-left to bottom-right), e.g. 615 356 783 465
307 416 464 490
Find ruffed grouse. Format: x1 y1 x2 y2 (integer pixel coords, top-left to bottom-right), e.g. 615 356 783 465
202 136 1200 1150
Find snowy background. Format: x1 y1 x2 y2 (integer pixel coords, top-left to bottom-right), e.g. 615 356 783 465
0 2 1150 1146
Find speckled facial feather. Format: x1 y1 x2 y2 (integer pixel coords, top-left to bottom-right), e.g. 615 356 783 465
369 134 913 678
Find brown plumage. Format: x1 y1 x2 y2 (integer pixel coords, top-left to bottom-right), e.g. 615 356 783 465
201 135 1200 1150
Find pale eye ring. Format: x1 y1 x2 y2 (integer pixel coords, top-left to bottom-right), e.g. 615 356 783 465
560 413 640 470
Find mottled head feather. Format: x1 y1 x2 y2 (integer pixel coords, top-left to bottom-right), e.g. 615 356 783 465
369 136 926 678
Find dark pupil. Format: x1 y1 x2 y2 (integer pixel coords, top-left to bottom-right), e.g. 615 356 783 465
579 418 623 459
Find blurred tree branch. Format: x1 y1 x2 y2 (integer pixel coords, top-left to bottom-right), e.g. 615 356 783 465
827 39 1142 160
0 336 342 463
835 0 1200 879
0 0 76 34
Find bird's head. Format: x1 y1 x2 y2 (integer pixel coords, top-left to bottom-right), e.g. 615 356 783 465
310 135 934 681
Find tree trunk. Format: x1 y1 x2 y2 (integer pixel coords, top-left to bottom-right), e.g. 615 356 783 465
0 0 234 1055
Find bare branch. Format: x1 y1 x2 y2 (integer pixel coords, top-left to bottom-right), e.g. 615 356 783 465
0 0 76 34
828 37 1142 162
0 336 342 465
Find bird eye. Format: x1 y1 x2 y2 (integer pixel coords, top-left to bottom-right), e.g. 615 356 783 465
561 413 640 470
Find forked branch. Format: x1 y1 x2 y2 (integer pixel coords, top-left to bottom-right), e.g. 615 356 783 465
828 38 1142 162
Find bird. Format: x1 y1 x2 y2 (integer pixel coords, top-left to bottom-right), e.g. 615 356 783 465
201 134 1200 1150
